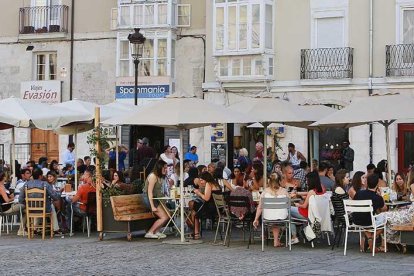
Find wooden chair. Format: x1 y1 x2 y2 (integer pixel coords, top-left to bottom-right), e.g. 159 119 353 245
25 187 53 240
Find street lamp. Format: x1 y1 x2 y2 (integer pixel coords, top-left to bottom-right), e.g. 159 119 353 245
128 28 146 106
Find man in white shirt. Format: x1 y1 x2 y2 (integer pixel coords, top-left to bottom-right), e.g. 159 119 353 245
62 142 75 166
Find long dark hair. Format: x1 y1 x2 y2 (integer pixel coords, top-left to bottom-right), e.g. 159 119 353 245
112 170 125 183
252 162 263 182
199 171 220 189
335 169 347 189
152 160 167 178
351 171 365 192
306 171 323 193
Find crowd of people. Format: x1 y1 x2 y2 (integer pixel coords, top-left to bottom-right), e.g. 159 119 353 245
1 137 414 254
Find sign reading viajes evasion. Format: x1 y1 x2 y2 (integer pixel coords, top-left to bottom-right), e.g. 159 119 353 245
20 80 62 104
116 76 170 99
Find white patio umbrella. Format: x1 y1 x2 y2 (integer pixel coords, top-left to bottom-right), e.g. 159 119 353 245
244 104 335 173
228 96 310 185
0 97 89 186
310 94 414 184
54 99 136 189
104 95 256 243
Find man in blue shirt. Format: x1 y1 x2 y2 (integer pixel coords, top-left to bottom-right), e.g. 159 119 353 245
184 146 199 165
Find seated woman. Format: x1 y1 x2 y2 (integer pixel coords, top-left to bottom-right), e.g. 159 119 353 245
247 162 264 192
142 160 169 239
290 171 325 245
46 171 64 233
348 171 366 199
392 173 408 201
228 165 243 190
0 172 15 211
189 171 221 240
230 175 255 220
213 167 233 192
49 160 64 177
253 172 288 247
331 169 349 228
384 203 414 250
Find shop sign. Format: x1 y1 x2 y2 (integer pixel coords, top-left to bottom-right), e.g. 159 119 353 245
115 76 170 99
20 80 61 104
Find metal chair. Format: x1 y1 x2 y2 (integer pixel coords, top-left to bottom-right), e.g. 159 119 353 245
343 199 387 256
25 187 53 240
70 192 96 237
261 197 291 251
212 193 231 245
226 195 254 248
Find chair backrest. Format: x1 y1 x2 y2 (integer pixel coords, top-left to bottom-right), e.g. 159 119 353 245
25 187 47 216
226 195 249 208
262 197 290 209
212 193 230 217
312 194 333 232
343 199 374 226
86 192 97 215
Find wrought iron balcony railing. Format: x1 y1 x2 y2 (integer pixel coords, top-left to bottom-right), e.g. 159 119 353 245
19 5 69 34
300 47 354 79
386 44 414 77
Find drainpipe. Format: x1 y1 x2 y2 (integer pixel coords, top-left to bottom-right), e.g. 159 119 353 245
69 0 74 100
368 0 373 163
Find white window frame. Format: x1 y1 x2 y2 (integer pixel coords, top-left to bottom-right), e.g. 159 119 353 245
177 4 191 27
116 31 175 78
216 54 274 80
310 0 349 48
111 8 118 30
311 10 348 48
396 0 414 44
118 1 174 28
33 52 57 81
213 0 273 56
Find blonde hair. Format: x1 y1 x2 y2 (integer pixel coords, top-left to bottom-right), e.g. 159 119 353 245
268 172 282 191
239 148 248 157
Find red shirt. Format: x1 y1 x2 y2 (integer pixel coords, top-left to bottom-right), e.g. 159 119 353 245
76 183 96 212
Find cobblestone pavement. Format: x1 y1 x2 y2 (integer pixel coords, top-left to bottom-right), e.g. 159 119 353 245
1 229 413 276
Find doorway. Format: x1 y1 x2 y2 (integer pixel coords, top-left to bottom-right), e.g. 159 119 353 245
31 129 59 163
398 124 414 173
130 126 164 157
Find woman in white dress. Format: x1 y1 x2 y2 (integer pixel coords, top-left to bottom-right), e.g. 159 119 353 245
253 172 288 247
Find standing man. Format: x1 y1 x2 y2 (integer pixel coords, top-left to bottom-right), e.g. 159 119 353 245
341 139 354 173
286 143 306 170
184 146 199 166
62 142 75 167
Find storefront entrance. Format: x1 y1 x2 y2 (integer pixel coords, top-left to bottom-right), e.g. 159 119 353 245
398 123 414 173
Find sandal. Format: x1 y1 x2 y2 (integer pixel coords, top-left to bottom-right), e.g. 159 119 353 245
274 242 285 248
360 237 369 253
193 233 200 240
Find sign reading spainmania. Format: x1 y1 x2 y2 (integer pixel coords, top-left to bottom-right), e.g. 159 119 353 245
21 81 62 104
115 76 170 99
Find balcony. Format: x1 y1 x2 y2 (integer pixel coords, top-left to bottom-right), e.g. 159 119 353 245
386 44 414 77
300 47 353 80
19 5 69 35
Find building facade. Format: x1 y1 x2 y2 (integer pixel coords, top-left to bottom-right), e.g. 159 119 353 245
0 0 205 167
201 0 414 173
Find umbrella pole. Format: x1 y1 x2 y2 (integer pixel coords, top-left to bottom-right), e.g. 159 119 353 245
263 123 269 188
11 128 16 188
115 126 119 171
384 121 394 186
74 130 78 191
179 128 185 242
95 107 103 232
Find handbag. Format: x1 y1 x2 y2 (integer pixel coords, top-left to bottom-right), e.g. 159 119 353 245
303 225 316 242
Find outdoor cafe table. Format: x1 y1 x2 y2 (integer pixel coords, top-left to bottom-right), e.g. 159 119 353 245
385 201 411 209
153 195 194 236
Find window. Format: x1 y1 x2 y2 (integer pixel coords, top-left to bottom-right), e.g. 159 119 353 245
35 52 57 80
403 9 414 44
120 3 169 27
214 0 273 53
117 33 174 77
119 5 131 26
177 4 191 27
111 8 118 30
217 55 274 78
